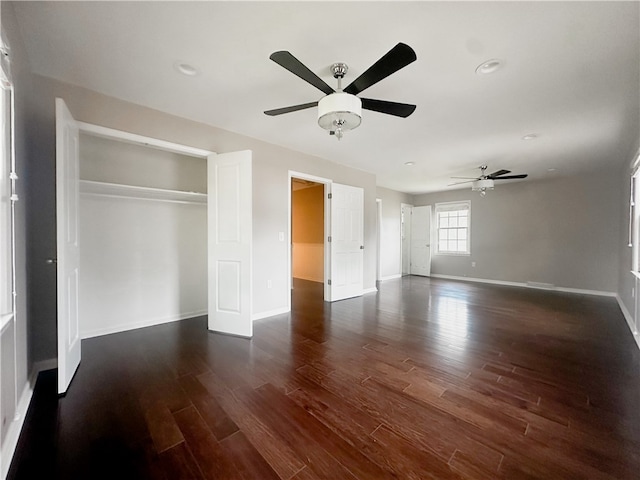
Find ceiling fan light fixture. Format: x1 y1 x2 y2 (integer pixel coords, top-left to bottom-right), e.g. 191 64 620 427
318 93 362 138
472 178 494 192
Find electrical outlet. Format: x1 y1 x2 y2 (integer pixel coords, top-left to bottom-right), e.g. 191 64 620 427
471 261 476 267
267 280 272 289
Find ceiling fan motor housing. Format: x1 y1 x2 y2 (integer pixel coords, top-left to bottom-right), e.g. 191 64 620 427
318 92 362 131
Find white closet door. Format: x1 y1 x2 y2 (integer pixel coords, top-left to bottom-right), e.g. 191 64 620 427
55 98 81 394
329 183 364 301
410 205 432 277
207 151 253 337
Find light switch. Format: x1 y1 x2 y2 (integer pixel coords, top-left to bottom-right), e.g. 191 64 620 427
278 232 285 242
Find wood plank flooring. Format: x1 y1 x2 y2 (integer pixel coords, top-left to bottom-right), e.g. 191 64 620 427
8 276 640 479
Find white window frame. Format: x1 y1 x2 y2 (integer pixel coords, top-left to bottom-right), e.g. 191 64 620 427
435 201 471 256
630 153 640 273
0 34 15 329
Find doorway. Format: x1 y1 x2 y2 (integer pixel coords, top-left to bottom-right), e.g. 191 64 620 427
55 98 253 394
401 203 412 275
291 177 325 285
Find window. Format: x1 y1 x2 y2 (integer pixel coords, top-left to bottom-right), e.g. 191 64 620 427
630 154 640 272
0 36 14 325
435 201 470 255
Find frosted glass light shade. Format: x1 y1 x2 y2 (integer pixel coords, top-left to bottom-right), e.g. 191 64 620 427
318 93 362 131
472 179 494 191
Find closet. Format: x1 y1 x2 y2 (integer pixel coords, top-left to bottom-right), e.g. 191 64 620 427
78 133 208 338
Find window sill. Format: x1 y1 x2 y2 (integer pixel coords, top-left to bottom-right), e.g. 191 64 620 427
435 252 470 257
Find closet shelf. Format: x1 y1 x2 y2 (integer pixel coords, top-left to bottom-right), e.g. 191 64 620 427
79 180 207 205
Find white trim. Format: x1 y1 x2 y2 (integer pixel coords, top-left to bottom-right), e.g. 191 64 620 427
81 310 208 339
1 358 56 480
32 358 57 373
376 198 382 282
380 274 402 281
429 274 616 297
77 122 214 158
616 295 640 351
252 306 290 321
362 287 378 295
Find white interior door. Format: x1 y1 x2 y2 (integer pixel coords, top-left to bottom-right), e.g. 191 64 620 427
410 205 432 277
401 204 412 275
56 98 81 394
207 151 252 337
329 183 364 301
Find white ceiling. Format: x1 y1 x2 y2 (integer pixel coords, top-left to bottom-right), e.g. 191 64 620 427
11 1 640 194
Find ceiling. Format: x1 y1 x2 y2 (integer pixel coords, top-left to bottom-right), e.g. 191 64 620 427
11 1 640 194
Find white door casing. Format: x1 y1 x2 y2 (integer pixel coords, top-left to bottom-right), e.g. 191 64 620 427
329 183 364 301
207 151 253 337
410 205 432 277
56 98 81 394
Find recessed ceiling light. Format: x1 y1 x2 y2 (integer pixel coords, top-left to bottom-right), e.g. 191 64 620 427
522 133 539 140
404 161 415 166
547 168 556 172
475 59 503 75
174 61 199 76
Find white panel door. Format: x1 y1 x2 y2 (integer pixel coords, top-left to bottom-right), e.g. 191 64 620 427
329 183 364 301
56 98 81 394
410 205 432 277
207 151 252 337
401 204 412 275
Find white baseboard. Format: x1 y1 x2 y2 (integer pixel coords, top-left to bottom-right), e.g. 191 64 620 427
1 357 57 480
380 274 402 281
362 286 378 295
616 295 640 351
80 310 208 339
32 358 57 373
429 274 616 297
252 307 290 321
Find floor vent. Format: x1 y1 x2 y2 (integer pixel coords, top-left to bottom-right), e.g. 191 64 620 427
526 281 555 290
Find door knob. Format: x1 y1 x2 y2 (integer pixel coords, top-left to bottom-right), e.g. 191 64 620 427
46 258 57 264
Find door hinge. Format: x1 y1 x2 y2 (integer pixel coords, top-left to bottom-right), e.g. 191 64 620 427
328 279 332 285
328 236 332 242
328 193 332 199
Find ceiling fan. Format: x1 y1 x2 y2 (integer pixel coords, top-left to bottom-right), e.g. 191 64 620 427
264 43 417 140
449 165 528 196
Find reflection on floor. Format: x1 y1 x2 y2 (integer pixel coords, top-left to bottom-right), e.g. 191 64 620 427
8 276 640 479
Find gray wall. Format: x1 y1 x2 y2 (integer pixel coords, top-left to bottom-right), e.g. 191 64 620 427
413 168 622 293
376 186 414 280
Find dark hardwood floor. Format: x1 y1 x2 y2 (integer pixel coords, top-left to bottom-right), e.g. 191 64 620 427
8 276 640 479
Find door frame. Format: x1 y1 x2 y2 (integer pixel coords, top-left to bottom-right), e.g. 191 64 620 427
288 171 331 305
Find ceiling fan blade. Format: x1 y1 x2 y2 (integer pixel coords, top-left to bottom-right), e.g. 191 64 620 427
487 169 511 178
450 176 479 180
264 101 318 116
361 98 416 117
493 174 528 180
448 180 475 186
343 43 417 95
270 51 335 95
